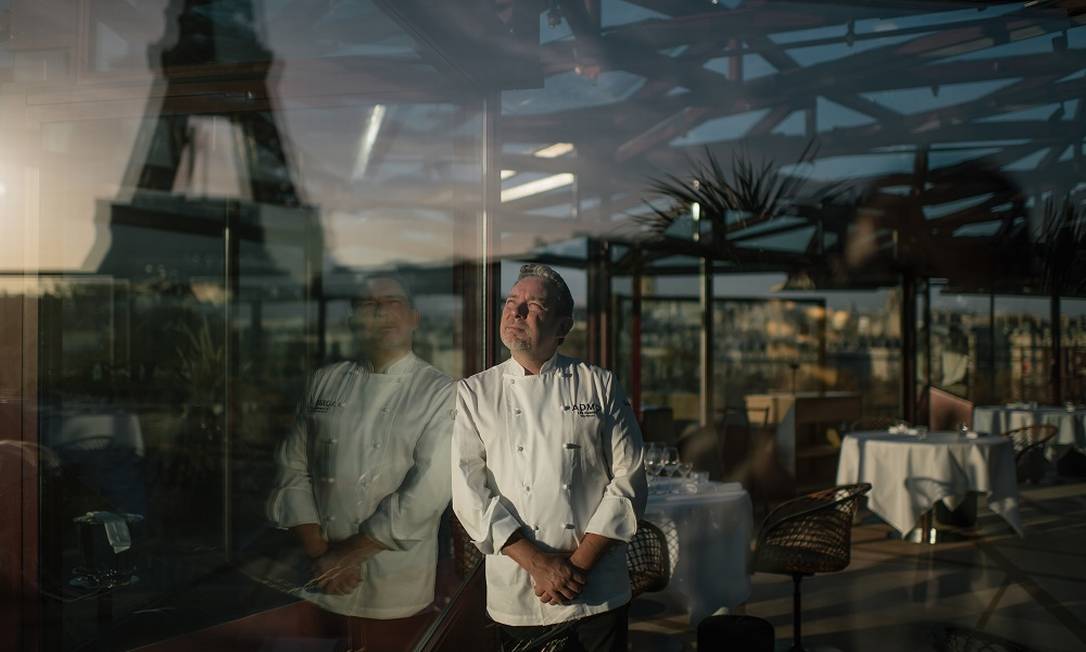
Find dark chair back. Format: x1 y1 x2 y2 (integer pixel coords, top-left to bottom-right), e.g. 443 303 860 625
1003 424 1059 460
1003 424 1058 483
928 385 974 431
626 520 670 597
752 483 871 576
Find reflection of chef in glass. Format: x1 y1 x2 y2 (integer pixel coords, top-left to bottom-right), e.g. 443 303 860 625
267 274 453 623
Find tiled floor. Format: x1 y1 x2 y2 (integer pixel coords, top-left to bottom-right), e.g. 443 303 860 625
630 479 1086 651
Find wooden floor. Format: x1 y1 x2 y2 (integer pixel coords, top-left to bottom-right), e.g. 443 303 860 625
629 479 1086 652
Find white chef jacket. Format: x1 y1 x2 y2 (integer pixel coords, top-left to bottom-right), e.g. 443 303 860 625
452 353 647 626
267 352 454 618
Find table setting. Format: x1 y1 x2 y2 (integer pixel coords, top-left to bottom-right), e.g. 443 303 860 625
973 402 1086 454
641 442 753 623
835 427 1022 539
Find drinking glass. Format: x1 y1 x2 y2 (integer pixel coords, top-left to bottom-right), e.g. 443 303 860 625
644 443 661 477
678 462 694 478
663 446 680 477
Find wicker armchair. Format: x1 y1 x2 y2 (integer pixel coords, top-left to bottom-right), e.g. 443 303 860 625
752 483 871 652
626 519 670 597
1003 424 1058 483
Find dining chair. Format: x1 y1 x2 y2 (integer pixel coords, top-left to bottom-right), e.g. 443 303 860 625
751 483 872 652
626 519 671 597
1002 424 1059 483
927 385 974 431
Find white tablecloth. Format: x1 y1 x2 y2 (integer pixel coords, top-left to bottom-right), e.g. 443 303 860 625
973 405 1086 453
643 481 752 624
835 431 1022 537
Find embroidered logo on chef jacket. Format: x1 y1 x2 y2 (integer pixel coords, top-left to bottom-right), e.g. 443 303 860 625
565 402 602 418
309 398 343 413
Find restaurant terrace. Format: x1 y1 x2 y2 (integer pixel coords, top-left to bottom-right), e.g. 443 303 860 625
2 1 1086 651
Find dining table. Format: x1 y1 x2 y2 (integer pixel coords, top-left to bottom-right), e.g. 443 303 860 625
973 404 1086 456
835 430 1022 538
643 479 753 624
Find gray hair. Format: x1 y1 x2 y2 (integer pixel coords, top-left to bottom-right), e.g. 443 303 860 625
517 263 574 319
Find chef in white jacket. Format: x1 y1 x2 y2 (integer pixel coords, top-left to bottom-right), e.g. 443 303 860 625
452 264 647 652
267 274 453 646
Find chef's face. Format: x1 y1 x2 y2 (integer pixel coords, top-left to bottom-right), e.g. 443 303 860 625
500 276 572 359
353 277 418 354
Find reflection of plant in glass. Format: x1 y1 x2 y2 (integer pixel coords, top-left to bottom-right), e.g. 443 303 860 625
172 315 226 481
638 141 847 252
175 316 225 413
1039 196 1086 296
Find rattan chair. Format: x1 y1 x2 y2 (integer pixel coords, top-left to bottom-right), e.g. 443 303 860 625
751 483 872 652
1003 424 1058 483
626 519 670 597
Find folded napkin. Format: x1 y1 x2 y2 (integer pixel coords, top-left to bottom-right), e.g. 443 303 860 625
89 511 132 553
887 424 919 435
965 431 980 439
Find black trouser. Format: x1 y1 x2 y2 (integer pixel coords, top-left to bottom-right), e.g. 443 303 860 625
499 604 629 652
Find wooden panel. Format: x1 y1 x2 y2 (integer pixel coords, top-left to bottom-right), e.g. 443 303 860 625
0 291 41 652
794 393 862 425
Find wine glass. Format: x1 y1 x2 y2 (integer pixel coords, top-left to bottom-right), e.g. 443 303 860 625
644 443 661 478
678 462 694 478
663 446 680 477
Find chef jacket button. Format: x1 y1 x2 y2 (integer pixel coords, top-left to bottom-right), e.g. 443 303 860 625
510 379 516 385
516 445 524 452
533 525 540 531
325 515 336 522
562 483 571 491
524 485 531 493
563 523 574 529
329 438 338 444
514 408 522 416
373 442 381 449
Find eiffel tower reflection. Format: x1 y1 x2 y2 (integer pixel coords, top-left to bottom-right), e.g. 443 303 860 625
87 0 325 547
92 0 322 301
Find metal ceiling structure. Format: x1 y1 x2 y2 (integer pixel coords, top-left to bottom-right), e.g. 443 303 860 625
493 0 1086 292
